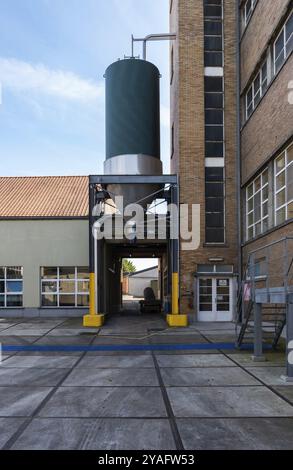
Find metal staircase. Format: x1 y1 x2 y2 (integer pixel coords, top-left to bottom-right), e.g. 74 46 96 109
235 237 293 350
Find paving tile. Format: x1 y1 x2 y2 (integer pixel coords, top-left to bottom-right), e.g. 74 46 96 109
245 367 287 385
0 329 52 336
273 386 293 404
76 355 154 368
161 367 260 387
0 367 69 386
0 355 80 369
0 336 37 345
12 418 176 450
167 386 293 417
227 352 286 367
156 354 235 368
149 334 209 344
177 418 293 450
0 417 26 448
35 336 94 346
0 387 52 417
39 386 167 418
63 368 158 387
48 328 98 336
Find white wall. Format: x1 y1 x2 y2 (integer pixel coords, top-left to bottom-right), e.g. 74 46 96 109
128 268 158 297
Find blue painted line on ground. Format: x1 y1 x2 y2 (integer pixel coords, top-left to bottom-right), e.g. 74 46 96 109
1 342 272 352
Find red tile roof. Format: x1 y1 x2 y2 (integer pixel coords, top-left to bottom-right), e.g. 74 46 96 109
0 176 89 218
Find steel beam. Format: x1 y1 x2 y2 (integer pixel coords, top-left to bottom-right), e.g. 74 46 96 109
89 174 177 185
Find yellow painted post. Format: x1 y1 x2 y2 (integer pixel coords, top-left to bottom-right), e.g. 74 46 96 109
172 272 179 315
167 271 188 327
83 272 105 327
83 184 105 327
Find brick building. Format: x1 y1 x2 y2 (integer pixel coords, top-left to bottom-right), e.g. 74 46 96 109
170 0 292 321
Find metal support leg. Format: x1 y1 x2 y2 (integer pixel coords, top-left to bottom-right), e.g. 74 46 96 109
167 183 187 327
83 184 105 328
252 302 266 362
281 294 293 383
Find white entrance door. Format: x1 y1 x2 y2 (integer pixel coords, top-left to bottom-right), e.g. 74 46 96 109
198 277 232 322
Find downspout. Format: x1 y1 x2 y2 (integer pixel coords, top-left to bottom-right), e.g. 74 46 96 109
236 2 243 300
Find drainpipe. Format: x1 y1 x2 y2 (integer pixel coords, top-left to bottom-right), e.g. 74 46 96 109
236 2 243 305
131 33 176 60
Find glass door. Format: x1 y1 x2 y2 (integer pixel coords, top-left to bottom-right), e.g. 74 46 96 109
198 277 232 321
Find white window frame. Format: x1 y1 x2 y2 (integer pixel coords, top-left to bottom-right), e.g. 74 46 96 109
274 143 293 226
41 267 89 308
245 58 268 119
0 267 23 308
246 168 269 240
273 11 293 75
244 0 257 27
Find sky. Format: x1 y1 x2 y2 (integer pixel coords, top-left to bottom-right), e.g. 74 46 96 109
0 0 170 177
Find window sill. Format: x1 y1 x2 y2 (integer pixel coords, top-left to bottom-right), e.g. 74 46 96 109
242 217 293 246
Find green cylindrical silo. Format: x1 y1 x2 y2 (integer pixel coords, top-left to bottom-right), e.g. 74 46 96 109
105 58 161 160
103 58 163 209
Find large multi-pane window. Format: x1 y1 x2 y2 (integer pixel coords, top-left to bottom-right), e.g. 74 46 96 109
0 267 23 308
245 59 268 119
246 168 269 240
205 167 225 243
41 267 89 308
244 10 292 122
274 11 293 74
204 0 223 67
274 142 293 225
243 0 257 27
204 76 224 159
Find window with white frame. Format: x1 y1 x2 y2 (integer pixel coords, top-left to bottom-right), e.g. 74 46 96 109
0 267 23 308
41 267 89 308
246 168 269 240
246 59 268 119
274 11 293 74
243 0 257 27
274 142 293 225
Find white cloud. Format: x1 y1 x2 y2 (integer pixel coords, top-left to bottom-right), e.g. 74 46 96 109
0 57 104 103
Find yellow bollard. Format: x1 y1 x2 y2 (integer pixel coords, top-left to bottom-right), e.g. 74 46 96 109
167 272 188 327
83 273 105 327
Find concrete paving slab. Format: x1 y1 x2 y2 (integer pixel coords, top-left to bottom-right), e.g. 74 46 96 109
0 323 21 331
161 367 260 387
48 328 98 336
156 354 235 368
167 386 293 417
15 350 83 357
77 355 154 369
63 368 159 387
177 418 293 450
0 336 38 345
35 335 94 346
0 367 69 386
193 322 235 331
92 336 150 346
0 355 80 369
0 417 26 449
149 334 209 344
245 367 287 386
0 329 52 336
39 386 167 418
0 386 52 417
273 386 293 404
84 350 152 356
227 352 286 367
11 418 176 450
